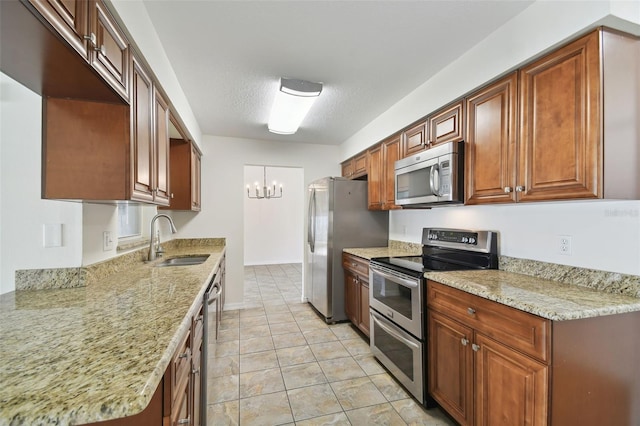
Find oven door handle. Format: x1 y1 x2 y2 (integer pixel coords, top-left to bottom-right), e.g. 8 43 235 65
371 310 420 350
370 265 418 288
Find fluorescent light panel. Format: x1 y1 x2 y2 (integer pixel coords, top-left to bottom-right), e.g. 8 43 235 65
268 78 322 135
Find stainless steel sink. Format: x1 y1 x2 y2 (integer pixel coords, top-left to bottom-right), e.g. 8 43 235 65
154 255 210 267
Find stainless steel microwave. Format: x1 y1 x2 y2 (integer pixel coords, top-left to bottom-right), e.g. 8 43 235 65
394 141 464 207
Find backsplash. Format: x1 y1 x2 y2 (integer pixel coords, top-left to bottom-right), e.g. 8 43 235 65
500 256 640 298
15 238 226 291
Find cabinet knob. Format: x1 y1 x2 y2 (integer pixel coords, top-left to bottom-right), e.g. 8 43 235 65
177 418 190 425
461 337 469 346
192 367 200 375
504 186 512 193
472 343 481 352
515 185 525 192
467 307 476 315
178 352 189 359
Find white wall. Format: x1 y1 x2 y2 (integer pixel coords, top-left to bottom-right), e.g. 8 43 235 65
244 165 304 265
391 201 640 276
0 73 83 294
169 136 339 309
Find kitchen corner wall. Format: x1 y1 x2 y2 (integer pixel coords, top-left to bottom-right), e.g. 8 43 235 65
168 135 340 309
0 72 83 294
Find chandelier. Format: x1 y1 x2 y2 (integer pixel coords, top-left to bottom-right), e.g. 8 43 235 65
246 166 283 199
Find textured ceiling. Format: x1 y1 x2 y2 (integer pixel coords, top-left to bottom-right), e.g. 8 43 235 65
143 1 533 145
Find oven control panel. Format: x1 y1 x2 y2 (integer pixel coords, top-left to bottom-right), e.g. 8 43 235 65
426 229 477 245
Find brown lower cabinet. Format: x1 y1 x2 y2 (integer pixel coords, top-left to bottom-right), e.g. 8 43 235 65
342 253 370 336
427 280 640 426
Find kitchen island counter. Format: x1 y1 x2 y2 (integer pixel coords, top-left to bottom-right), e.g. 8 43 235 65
426 269 640 321
0 239 225 425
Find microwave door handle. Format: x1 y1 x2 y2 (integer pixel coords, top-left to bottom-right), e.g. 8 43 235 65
371 311 420 350
370 265 418 288
430 163 441 197
307 188 316 253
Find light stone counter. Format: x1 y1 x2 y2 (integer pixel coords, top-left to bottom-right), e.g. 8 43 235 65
0 239 225 425
343 240 421 260
425 269 640 321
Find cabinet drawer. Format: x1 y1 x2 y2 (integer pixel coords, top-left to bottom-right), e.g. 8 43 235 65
427 280 550 363
342 253 369 277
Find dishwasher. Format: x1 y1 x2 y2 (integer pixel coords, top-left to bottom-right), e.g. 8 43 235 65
201 272 222 425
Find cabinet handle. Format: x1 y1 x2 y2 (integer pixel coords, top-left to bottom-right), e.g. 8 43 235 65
195 315 203 323
94 44 106 56
515 185 525 192
83 33 96 46
472 343 481 352
178 352 189 359
192 367 200 375
504 186 512 193
467 307 476 315
177 418 190 425
461 337 469 346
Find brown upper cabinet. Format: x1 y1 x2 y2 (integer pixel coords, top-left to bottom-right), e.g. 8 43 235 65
89 0 130 100
465 72 518 204
428 100 465 147
341 152 367 179
24 0 129 101
162 139 202 211
367 134 402 210
42 54 172 205
467 28 640 204
401 121 427 158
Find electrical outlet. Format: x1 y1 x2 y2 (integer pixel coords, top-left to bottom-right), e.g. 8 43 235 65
559 235 572 255
103 231 114 251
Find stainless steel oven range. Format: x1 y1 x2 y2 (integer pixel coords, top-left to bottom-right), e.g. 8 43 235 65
369 228 498 407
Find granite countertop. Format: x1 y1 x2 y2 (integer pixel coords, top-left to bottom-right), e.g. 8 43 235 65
426 269 640 321
343 246 421 260
0 242 225 425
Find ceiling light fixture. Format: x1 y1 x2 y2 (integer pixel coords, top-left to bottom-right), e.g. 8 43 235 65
246 166 283 200
268 78 323 135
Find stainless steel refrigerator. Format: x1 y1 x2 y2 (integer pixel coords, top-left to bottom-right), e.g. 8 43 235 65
306 177 389 322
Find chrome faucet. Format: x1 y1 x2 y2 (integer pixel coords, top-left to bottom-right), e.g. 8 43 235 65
148 214 178 261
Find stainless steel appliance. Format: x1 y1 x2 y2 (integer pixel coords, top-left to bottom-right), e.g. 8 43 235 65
394 141 464 207
201 273 223 425
369 228 498 406
306 177 389 323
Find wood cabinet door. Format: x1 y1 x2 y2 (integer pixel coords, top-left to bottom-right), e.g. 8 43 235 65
465 72 518 204
191 144 202 210
341 159 354 178
28 0 89 58
154 88 171 206
358 280 370 336
518 30 600 201
130 55 155 202
428 310 474 426
474 333 548 426
382 134 401 209
428 100 465 146
344 272 359 325
367 145 383 210
89 0 129 100
401 121 427 158
353 152 368 178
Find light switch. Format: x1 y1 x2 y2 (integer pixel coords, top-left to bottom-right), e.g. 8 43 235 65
43 223 63 248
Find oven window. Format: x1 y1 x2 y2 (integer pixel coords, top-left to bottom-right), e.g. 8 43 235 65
374 321 415 380
371 273 414 319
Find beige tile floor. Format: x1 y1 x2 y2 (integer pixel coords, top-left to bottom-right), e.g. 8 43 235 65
206 264 456 425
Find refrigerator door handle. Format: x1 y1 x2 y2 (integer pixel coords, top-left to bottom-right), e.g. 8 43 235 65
307 188 316 253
